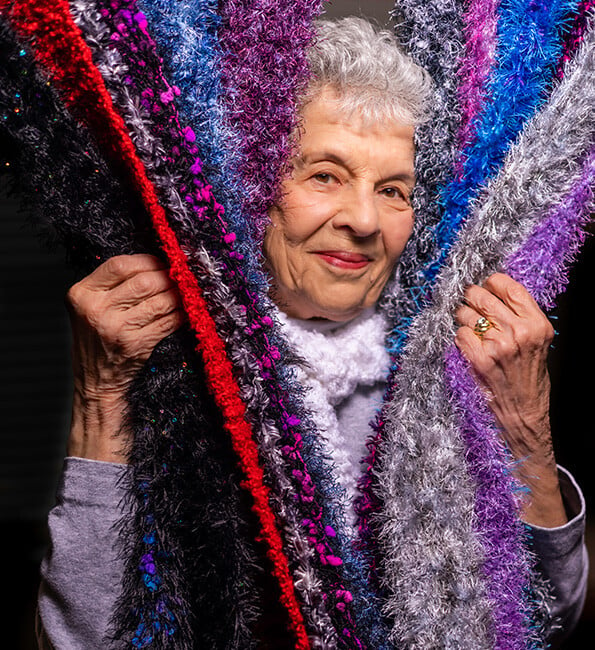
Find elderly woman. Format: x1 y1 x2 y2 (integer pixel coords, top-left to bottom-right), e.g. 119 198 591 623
38 17 586 649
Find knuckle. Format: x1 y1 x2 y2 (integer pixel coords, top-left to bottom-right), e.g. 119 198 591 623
512 323 531 344
130 272 153 295
544 319 555 344
105 255 130 278
66 282 84 309
491 335 516 359
96 317 121 344
474 355 497 377
505 283 526 304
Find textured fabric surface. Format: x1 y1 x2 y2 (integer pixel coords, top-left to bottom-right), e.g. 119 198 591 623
1 0 593 647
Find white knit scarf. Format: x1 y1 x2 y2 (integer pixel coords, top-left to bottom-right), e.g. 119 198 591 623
277 308 390 528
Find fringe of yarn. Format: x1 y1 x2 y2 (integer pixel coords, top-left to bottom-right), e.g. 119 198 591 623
0 1 313 646
0 20 267 650
69 1 344 644
135 0 265 290
217 0 324 241
69 1 389 646
375 22 595 648
558 0 595 75
456 0 499 163
355 0 466 571
507 147 595 309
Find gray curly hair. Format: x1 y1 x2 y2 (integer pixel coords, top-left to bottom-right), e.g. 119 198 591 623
304 16 432 126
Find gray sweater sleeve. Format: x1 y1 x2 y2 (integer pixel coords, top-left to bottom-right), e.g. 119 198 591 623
37 457 128 650
526 466 589 647
37 459 588 647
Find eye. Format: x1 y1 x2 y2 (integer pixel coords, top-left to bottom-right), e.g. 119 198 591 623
380 185 411 207
313 173 334 184
381 186 404 199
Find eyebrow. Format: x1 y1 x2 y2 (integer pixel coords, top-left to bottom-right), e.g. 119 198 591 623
297 151 415 187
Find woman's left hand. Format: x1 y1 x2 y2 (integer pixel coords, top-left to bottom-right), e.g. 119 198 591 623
454 272 567 528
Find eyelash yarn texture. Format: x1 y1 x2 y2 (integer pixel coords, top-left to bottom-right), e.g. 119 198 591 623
1 1 593 649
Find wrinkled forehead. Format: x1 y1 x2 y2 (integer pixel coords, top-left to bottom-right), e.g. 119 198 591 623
288 86 416 175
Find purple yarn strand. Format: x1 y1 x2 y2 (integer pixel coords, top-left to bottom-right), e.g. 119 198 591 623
218 0 324 239
444 346 533 650
506 147 595 309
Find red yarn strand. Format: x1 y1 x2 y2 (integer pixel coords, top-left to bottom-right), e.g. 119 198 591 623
1 1 310 646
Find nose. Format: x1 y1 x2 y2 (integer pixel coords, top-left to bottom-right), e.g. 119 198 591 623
333 189 380 238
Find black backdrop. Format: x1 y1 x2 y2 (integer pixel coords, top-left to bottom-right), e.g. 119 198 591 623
1 1 593 647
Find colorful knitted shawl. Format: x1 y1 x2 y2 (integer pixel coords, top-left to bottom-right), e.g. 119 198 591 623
1 1 593 648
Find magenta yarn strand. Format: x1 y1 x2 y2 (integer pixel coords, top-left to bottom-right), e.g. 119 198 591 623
457 0 499 156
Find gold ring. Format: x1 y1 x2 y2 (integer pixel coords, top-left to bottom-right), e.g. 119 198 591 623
473 315 494 339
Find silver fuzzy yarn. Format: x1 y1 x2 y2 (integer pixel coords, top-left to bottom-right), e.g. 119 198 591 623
381 0 465 328
376 23 595 649
70 4 338 646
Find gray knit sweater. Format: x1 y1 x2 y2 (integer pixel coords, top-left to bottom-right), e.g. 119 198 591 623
38 385 588 649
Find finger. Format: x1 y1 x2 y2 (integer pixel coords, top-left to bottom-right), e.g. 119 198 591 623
84 254 168 291
482 273 540 319
125 289 184 329
110 269 177 310
454 325 500 379
143 308 188 343
463 283 518 332
482 274 554 343
455 304 502 340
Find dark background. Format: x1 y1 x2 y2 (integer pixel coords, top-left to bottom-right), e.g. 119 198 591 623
2 1 593 647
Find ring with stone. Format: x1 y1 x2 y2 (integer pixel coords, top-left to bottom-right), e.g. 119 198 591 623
473 315 494 339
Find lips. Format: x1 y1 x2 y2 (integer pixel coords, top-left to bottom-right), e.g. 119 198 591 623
314 250 372 269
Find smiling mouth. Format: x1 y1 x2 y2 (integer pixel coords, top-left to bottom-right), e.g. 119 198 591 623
314 250 372 270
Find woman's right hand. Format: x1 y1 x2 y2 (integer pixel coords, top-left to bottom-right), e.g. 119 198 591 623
66 254 186 462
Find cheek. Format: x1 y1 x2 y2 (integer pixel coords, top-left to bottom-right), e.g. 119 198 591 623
277 191 334 243
263 222 286 278
382 215 414 264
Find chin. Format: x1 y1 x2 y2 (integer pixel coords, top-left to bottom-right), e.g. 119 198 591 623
307 296 372 322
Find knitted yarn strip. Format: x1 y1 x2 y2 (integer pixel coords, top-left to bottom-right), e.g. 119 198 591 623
217 0 324 241
381 0 464 355
434 0 577 270
558 0 595 75
69 2 344 644
135 0 265 289
0 20 151 270
68 2 388 645
444 145 595 650
355 0 466 569
456 0 499 162
375 22 595 648
0 1 312 646
507 147 595 310
0 20 271 649
443 347 539 650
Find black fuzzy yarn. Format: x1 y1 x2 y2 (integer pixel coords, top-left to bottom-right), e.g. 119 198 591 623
113 327 293 649
0 20 285 648
0 17 155 275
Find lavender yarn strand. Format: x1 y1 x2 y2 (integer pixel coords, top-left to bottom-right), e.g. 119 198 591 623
376 21 595 649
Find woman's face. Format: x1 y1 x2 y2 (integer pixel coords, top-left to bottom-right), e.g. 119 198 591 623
264 89 416 321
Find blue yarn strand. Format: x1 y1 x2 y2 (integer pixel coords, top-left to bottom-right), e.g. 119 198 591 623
430 0 579 278
137 0 267 292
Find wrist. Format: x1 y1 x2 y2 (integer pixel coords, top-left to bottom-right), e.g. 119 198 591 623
517 462 567 528
68 387 130 463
